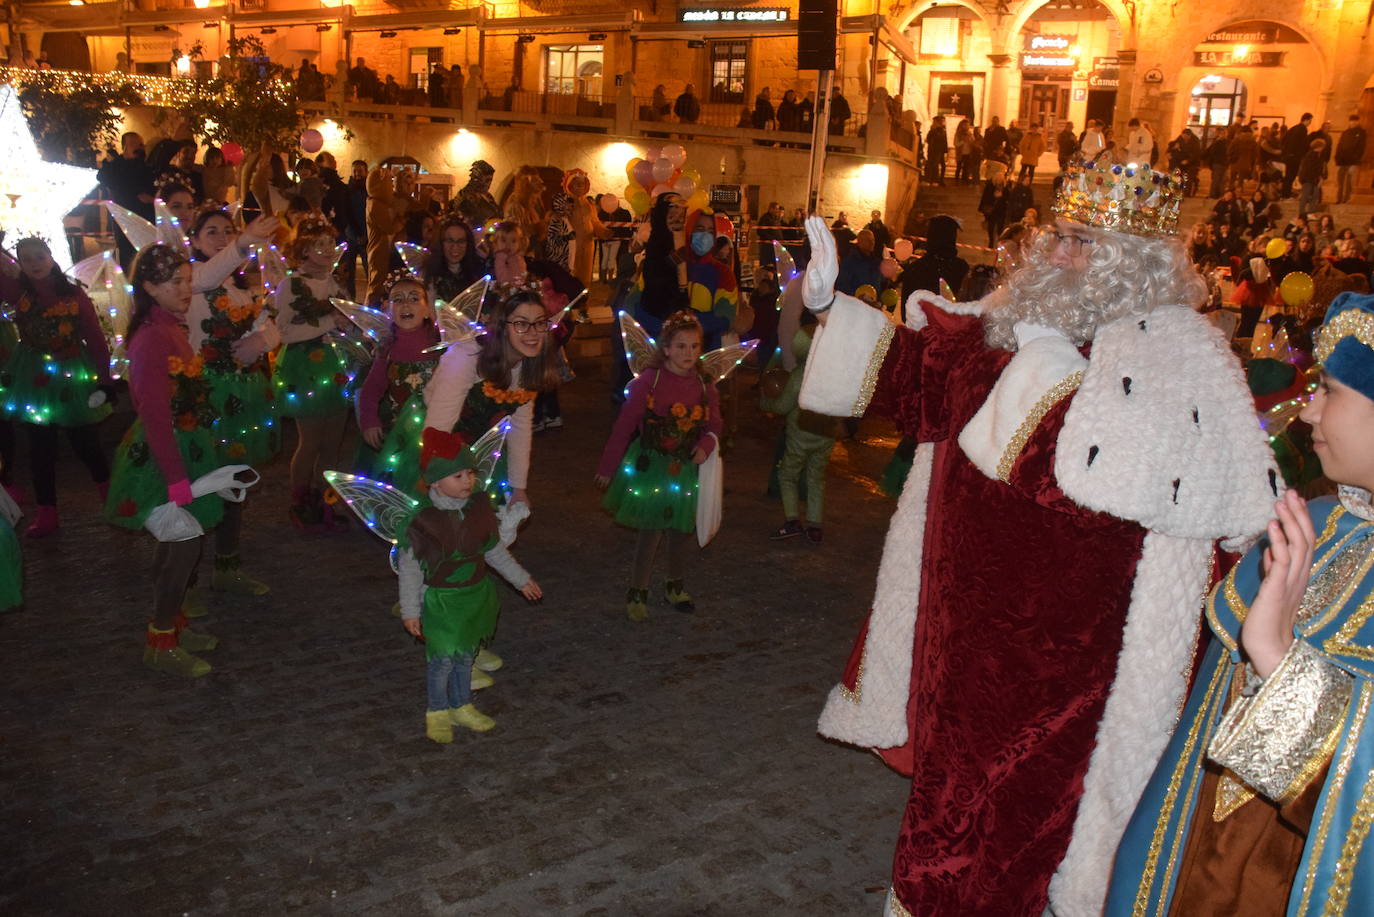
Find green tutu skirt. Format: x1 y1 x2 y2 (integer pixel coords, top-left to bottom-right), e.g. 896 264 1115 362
274 338 356 420
421 578 499 659
603 439 699 533
105 421 224 531
0 516 21 611
0 343 111 427
207 367 279 465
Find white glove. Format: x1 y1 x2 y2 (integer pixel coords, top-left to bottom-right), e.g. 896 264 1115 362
801 215 838 312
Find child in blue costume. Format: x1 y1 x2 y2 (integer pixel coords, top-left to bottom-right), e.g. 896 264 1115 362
595 310 722 621
399 426 542 743
273 217 355 530
1108 292 1374 916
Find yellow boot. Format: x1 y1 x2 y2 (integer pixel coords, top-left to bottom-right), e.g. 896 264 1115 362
143 624 210 678
450 704 495 732
475 647 503 672
425 710 454 743
471 667 494 691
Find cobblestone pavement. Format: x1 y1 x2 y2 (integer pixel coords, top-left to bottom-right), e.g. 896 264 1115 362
1 362 911 917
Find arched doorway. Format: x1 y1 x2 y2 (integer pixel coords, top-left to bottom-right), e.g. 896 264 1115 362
1188 75 1247 145
1016 0 1122 133
900 2 993 128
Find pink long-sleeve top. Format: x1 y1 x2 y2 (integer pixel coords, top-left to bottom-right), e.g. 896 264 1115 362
0 273 112 382
596 367 722 479
127 306 194 489
356 322 440 431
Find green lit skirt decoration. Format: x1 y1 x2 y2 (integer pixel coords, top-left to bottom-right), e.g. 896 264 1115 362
0 343 111 427
602 439 698 533
105 421 223 531
274 337 356 420
0 516 21 611
207 367 279 465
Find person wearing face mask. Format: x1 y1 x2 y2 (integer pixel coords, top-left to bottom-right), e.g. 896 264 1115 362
103 244 226 678
185 208 282 594
684 209 738 352
273 218 355 531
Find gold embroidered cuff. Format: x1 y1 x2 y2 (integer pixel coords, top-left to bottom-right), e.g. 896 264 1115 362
853 323 896 417
1208 640 1354 804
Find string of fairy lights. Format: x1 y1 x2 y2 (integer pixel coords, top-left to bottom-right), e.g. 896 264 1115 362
0 66 297 108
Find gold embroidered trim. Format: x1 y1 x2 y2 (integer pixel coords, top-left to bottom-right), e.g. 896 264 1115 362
1320 532 1374 665
853 323 896 417
994 370 1084 482
1315 308 1374 363
1304 522 1372 635
1133 661 1231 917
1326 751 1374 915
1297 683 1372 913
839 649 866 705
887 890 914 917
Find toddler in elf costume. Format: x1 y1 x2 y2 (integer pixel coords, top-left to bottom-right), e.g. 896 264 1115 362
399 426 542 743
762 324 838 545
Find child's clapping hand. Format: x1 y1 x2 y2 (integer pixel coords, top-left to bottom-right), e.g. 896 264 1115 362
520 579 543 601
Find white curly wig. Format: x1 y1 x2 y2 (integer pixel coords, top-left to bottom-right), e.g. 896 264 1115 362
983 223 1205 352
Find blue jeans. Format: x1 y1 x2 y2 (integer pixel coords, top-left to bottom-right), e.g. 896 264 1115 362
1298 181 1321 217
426 652 475 712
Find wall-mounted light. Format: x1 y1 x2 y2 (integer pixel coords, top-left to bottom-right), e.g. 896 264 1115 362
316 24 332 32
687 39 705 49
260 26 277 34
380 30 397 38
175 55 191 74
589 32 607 41
516 34 536 44
153 24 170 31
443 27 460 35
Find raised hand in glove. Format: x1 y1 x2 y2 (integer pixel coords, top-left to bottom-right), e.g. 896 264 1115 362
802 215 838 314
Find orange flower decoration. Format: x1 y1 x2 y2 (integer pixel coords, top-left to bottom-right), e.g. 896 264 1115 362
690 405 703 421
671 403 687 418
676 418 693 432
309 348 325 363
176 411 198 431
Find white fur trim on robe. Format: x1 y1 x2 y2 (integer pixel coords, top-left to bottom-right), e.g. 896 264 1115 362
799 292 895 417
816 441 935 748
1045 304 1280 917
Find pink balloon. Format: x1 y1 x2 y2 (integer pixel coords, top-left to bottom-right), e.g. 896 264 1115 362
662 143 687 168
651 157 674 183
299 128 324 153
673 176 696 198
650 182 673 198
642 146 661 165
220 141 244 166
632 159 655 190
893 238 914 261
599 193 619 215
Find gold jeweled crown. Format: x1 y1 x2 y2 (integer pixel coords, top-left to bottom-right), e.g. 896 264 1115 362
1051 159 1185 238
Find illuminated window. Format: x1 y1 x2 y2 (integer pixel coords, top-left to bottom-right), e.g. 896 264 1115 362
919 18 961 59
409 47 442 91
545 44 604 95
708 41 748 104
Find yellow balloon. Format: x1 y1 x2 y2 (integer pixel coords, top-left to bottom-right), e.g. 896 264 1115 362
625 158 642 181
1279 271 1313 307
854 284 878 303
1265 237 1288 260
682 167 701 184
686 189 709 211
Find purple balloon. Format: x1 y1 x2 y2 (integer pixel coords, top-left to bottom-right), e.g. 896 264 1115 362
632 159 655 190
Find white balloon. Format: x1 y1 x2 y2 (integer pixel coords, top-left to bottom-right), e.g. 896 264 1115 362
651 157 675 183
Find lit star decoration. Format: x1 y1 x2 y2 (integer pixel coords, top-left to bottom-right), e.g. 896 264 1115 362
0 85 99 271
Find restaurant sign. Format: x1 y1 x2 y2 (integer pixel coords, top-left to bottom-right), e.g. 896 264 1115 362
679 7 790 22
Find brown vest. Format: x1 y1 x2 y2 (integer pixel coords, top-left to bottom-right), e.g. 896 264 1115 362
406 492 499 588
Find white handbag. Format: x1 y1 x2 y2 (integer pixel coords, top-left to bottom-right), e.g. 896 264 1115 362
144 465 260 542
695 433 722 547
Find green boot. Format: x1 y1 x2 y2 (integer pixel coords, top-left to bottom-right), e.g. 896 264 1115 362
143 625 211 678
425 710 454 743
450 704 495 732
664 579 695 614
182 586 209 619
178 628 219 652
211 554 269 596
626 587 649 622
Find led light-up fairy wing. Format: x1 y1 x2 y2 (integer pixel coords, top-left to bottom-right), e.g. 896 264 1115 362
619 311 657 378
545 288 588 327
71 250 135 378
426 277 491 353
771 241 798 284
394 242 428 276
254 243 291 296
329 325 374 369
471 418 512 493
938 277 957 302
103 201 156 252
700 338 760 384
329 242 348 275
153 199 190 252
1259 396 1309 439
322 471 419 545
331 297 393 349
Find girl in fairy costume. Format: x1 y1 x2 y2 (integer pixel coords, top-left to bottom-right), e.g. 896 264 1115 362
187 208 282 594
0 237 114 537
354 273 440 479
273 216 355 530
104 244 224 678
595 310 722 621
398 425 542 742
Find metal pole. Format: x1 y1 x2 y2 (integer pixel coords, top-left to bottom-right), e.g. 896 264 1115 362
805 69 833 215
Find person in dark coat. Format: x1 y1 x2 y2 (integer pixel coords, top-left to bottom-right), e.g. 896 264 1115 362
925 115 949 185
673 84 701 124
899 215 968 322
1281 112 1313 198
978 176 1009 248
96 131 154 269
1336 114 1367 204
753 87 776 130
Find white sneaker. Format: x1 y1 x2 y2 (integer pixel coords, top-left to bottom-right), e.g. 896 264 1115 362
543 416 563 430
